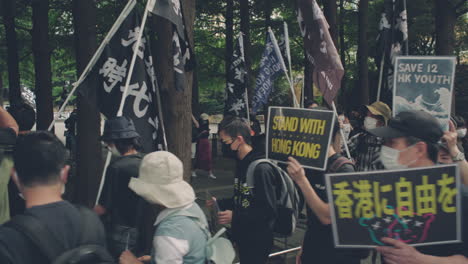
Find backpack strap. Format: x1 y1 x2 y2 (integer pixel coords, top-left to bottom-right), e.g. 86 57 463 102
328 156 354 173
5 214 64 261
245 158 274 194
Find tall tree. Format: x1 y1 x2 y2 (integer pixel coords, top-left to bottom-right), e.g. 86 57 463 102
435 0 464 55
2 0 22 105
322 0 338 45
225 0 234 84
357 0 369 105
155 1 196 182
32 0 53 130
72 0 102 206
239 0 252 96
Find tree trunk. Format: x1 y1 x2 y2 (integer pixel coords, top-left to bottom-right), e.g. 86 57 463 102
0 71 4 106
2 0 22 105
338 0 346 108
435 0 457 112
322 0 338 46
155 2 195 182
265 0 272 29
225 0 234 86
239 0 252 96
357 0 369 105
72 0 102 207
32 0 53 130
304 47 314 102
435 0 456 56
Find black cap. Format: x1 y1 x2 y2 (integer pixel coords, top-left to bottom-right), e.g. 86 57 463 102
368 110 443 144
101 116 140 141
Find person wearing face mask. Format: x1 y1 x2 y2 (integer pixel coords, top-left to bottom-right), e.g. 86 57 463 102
0 131 108 264
208 117 278 264
452 115 466 153
347 101 391 171
367 110 468 263
286 118 369 264
94 116 146 258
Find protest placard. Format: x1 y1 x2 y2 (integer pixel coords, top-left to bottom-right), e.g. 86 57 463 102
393 56 456 131
325 164 461 248
266 107 335 170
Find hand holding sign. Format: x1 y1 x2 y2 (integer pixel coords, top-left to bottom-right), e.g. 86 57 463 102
376 238 426 264
442 121 459 157
287 157 307 185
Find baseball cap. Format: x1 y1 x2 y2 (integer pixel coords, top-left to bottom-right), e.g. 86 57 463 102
368 110 443 144
365 101 392 125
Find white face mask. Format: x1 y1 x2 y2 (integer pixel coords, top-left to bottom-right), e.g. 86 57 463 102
457 128 467 138
380 145 417 170
364 116 378 131
342 123 351 134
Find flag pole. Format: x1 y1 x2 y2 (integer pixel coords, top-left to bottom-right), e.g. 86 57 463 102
268 27 299 108
47 0 137 131
284 22 293 85
402 0 409 55
238 32 250 123
154 80 168 150
332 102 352 160
376 50 385 102
117 0 153 116
96 0 155 206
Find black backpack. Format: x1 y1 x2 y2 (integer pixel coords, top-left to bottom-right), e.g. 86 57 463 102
5 206 114 264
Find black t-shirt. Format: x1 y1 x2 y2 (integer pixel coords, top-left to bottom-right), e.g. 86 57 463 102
302 154 369 264
0 201 106 264
99 153 143 227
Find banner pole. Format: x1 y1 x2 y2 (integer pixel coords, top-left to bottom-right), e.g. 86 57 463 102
47 0 137 131
268 28 299 108
238 33 250 123
376 50 385 102
96 0 155 206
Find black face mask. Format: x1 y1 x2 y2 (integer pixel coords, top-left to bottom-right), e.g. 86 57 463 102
222 139 239 159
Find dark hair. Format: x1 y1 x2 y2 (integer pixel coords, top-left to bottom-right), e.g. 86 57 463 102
13 131 69 187
405 136 438 163
8 103 36 131
218 116 252 145
452 115 466 128
304 99 319 108
113 137 142 155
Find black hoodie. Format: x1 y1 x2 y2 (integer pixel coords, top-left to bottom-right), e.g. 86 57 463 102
218 150 278 242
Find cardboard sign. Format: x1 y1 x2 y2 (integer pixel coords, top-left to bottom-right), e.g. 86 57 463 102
266 107 335 170
325 165 461 248
393 56 456 131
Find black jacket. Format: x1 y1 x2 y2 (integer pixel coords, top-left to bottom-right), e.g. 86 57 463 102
218 151 278 242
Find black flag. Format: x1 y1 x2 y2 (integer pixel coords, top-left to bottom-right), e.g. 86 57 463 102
297 0 344 106
78 9 161 153
376 0 408 100
224 34 248 118
150 0 194 91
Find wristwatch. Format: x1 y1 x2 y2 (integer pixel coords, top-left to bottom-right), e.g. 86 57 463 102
452 151 465 162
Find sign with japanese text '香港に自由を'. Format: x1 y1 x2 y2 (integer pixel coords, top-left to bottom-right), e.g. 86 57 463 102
325 164 461 248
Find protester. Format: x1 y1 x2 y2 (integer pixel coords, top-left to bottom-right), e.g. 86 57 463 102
193 113 216 179
249 111 264 151
304 99 319 109
452 115 466 153
437 121 468 185
209 117 277 264
286 118 369 264
94 116 145 258
6 103 35 134
0 106 18 224
367 110 468 262
347 101 391 171
338 112 352 142
0 131 108 263
119 151 208 264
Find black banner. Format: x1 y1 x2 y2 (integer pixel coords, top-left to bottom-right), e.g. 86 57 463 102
78 9 160 153
325 165 461 248
266 107 335 170
224 34 248 118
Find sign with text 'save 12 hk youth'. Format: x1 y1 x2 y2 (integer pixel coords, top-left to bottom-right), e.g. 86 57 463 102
325 164 461 248
266 107 335 171
393 56 456 131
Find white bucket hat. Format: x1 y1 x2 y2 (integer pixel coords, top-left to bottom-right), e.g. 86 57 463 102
129 151 195 208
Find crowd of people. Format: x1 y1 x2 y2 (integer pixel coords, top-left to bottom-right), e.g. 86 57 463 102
0 99 467 264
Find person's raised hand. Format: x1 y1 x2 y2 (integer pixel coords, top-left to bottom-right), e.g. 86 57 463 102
217 210 233 225
287 157 307 185
376 238 425 264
